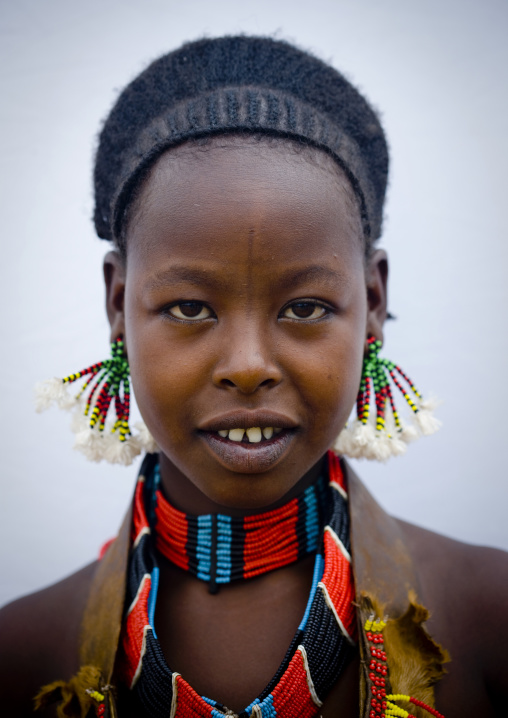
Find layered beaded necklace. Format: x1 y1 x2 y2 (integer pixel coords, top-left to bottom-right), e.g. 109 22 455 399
120 451 357 718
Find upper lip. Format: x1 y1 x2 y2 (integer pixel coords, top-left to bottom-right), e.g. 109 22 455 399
198 410 299 433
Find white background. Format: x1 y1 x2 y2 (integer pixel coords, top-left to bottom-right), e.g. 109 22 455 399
1 0 507 607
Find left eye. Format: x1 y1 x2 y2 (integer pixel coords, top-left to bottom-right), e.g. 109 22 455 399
167 302 212 320
282 302 328 320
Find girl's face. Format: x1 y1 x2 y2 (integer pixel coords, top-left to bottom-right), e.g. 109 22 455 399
105 139 387 513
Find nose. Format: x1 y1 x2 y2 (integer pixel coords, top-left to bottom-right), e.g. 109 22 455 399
212 324 282 394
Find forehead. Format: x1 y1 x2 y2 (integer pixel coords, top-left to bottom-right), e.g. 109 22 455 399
125 138 364 280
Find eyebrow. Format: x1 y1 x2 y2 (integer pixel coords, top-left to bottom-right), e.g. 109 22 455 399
145 264 346 292
145 266 232 292
275 265 347 290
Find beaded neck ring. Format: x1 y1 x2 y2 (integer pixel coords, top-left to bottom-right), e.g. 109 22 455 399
152 465 327 594
119 451 357 718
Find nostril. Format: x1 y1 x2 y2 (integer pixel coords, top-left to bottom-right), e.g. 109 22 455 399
221 379 236 388
218 375 278 392
259 378 275 388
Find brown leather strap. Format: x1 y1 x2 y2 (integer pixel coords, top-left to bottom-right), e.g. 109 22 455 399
346 462 447 717
347 463 421 611
78 502 133 679
78 453 159 680
36 486 135 717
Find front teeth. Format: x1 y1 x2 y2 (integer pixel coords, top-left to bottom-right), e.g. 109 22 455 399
217 426 281 442
246 427 262 443
229 428 246 442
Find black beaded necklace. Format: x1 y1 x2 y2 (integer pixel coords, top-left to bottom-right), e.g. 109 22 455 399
119 452 357 718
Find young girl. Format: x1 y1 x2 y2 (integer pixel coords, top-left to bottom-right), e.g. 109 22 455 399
1 35 507 718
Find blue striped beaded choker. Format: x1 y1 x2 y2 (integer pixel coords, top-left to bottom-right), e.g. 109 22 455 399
149 464 327 593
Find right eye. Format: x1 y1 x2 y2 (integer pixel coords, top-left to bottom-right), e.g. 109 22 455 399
167 302 212 321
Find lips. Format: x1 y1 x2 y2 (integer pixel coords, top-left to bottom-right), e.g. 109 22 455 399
217 426 282 442
197 411 298 473
199 410 298 433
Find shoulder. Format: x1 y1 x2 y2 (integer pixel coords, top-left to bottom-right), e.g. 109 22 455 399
0 561 98 717
396 519 508 714
397 518 508 594
396 518 508 616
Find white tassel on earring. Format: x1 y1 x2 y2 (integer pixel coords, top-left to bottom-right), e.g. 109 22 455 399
414 397 442 436
335 336 441 462
34 339 158 465
135 421 159 453
34 377 79 412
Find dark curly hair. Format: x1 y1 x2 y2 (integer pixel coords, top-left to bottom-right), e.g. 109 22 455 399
93 35 389 255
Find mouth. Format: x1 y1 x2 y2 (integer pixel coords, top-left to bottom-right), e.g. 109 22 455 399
214 426 284 443
198 413 298 473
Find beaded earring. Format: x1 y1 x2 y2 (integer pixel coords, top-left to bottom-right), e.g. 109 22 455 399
35 337 158 465
335 335 440 462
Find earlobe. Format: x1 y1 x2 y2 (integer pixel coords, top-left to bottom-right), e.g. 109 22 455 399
365 249 388 346
103 250 127 342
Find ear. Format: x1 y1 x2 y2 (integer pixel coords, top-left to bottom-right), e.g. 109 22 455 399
103 251 126 343
365 249 388 347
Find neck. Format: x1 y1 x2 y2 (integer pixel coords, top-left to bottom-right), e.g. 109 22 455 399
158 451 326 517
147 457 330 593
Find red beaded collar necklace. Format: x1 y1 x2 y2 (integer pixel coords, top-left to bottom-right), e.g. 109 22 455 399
152 467 326 593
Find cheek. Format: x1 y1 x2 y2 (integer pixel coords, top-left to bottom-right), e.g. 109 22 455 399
128 339 203 436
320 348 362 428
285 326 365 442
123 306 203 443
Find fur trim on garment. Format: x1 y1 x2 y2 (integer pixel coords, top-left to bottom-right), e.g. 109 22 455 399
358 592 449 718
34 665 108 718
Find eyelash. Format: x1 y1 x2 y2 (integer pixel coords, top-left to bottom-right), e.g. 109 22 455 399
165 302 215 321
164 300 332 322
280 301 331 321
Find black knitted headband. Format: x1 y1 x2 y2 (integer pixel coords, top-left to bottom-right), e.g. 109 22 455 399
94 36 389 249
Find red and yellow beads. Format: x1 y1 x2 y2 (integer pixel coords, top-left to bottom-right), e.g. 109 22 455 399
86 687 106 717
364 617 445 718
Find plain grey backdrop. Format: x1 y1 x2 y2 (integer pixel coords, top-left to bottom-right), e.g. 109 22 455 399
1 0 507 607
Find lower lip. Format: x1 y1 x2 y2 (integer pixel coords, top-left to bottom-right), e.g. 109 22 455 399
199 430 295 473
